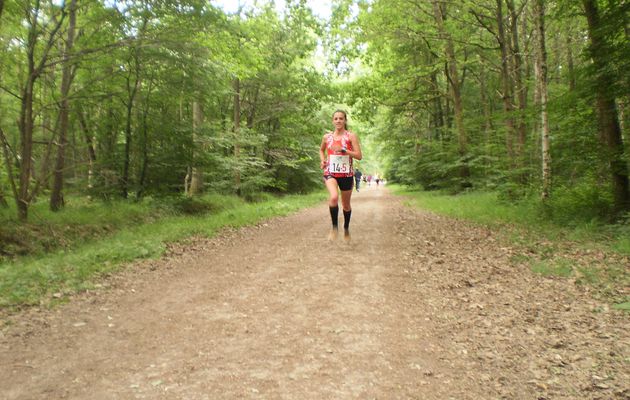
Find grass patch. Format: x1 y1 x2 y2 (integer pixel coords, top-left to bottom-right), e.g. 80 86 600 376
0 197 175 259
530 259 574 277
0 191 326 310
391 185 629 254
392 186 547 239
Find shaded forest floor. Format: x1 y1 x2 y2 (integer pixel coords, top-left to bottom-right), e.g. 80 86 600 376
0 186 628 399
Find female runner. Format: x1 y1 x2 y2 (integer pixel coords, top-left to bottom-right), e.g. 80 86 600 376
319 110 363 240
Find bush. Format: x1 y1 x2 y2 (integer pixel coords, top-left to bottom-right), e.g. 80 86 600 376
243 191 275 203
170 197 216 215
167 193 237 215
544 181 613 225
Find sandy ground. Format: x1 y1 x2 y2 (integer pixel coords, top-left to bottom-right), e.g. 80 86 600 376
0 186 628 399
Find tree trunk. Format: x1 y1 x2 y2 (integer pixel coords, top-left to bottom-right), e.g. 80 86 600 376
479 60 493 143
233 77 241 195
122 67 139 199
618 99 626 135
583 0 630 216
188 100 204 196
121 18 147 199
566 34 576 91
180 88 190 193
50 0 77 211
507 0 528 174
535 0 551 201
496 0 516 167
122 89 134 199
15 2 66 220
136 109 149 199
0 128 17 208
429 60 444 141
0 127 8 207
0 186 7 208
184 167 191 195
17 15 38 220
18 75 35 220
122 54 141 199
136 78 155 199
100 67 117 192
433 1 469 181
77 107 96 194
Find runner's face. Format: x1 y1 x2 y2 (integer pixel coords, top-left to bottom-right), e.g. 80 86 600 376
332 112 346 130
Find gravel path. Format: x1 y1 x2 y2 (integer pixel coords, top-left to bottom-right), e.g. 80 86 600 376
1 186 628 399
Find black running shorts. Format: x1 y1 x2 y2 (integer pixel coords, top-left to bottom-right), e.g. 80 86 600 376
324 175 354 191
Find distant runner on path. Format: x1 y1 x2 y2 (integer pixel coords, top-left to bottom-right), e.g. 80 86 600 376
354 169 363 192
319 109 363 241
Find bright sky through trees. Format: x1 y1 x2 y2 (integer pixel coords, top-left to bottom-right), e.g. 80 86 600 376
211 0 333 19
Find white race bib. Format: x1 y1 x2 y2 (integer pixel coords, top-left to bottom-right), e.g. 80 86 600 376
328 155 351 174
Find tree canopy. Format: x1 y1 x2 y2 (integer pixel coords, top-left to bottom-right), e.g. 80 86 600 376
0 0 628 223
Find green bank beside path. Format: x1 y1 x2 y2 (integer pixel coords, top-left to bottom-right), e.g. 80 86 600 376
0 192 325 311
391 186 630 311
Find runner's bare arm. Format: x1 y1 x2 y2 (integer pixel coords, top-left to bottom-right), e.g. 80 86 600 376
319 135 328 169
348 132 362 160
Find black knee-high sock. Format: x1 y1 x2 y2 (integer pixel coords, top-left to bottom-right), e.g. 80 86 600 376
343 209 352 230
329 206 339 228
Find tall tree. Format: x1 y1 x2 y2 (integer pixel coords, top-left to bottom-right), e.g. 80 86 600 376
121 14 147 199
432 0 469 182
534 0 551 200
0 128 11 207
188 100 204 196
50 0 78 211
14 0 67 219
495 0 516 166
506 0 528 172
233 76 241 195
470 1 517 168
582 0 630 216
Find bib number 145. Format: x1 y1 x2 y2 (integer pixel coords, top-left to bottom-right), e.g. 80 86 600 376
329 155 350 173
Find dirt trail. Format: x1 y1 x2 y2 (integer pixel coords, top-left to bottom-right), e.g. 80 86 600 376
1 186 628 399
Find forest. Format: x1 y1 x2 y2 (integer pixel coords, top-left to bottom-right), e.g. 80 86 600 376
1 3 629 396
0 0 628 227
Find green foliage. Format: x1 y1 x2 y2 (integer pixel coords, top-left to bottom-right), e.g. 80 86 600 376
348 0 630 223
0 0 329 220
167 193 237 215
544 180 614 225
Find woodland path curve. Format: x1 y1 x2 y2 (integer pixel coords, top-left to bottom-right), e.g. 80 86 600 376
0 186 628 399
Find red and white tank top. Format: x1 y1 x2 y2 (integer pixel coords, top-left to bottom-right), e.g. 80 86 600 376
325 131 354 178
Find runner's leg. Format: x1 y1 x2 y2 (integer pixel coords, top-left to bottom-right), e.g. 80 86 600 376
325 178 340 239
340 189 353 240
